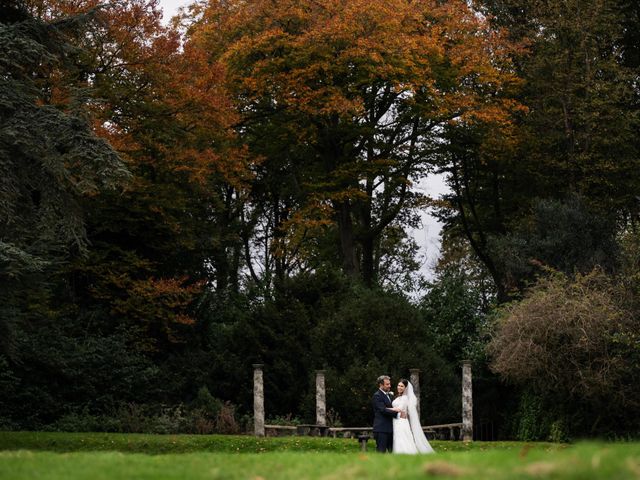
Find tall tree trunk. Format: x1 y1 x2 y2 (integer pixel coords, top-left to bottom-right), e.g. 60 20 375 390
336 200 359 278
361 235 375 287
273 196 286 284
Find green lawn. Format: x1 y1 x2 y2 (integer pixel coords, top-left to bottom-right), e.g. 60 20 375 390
0 432 638 479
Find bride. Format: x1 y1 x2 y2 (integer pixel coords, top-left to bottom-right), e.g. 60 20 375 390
391 379 435 454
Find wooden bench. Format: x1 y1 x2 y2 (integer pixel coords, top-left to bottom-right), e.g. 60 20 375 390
329 423 463 440
264 425 297 437
327 427 372 438
295 424 330 437
266 422 464 441
424 423 463 441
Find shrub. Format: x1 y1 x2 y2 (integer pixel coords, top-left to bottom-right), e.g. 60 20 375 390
489 270 631 398
150 405 189 434
192 386 223 418
50 409 119 433
513 391 546 441
326 408 342 428
312 287 455 426
266 414 302 426
190 409 215 434
215 402 240 434
116 403 148 433
489 269 640 437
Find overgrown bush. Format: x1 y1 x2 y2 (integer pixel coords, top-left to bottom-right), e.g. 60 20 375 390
489 269 640 438
215 402 240 434
41 395 238 435
51 409 120 433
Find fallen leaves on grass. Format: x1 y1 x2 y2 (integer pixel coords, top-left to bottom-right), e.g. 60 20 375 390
521 461 557 476
322 465 367 480
422 461 470 477
626 457 640 478
519 444 532 458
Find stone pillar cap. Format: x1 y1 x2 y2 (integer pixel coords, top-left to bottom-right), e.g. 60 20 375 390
252 363 264 369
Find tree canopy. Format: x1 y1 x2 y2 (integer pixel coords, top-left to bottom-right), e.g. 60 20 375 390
1 0 639 439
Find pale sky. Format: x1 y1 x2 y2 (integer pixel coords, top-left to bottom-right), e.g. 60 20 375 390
159 0 189 23
157 0 447 282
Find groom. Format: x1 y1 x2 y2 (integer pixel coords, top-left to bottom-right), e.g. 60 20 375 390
372 375 406 453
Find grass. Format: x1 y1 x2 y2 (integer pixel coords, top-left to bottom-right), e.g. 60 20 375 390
0 431 362 454
0 432 639 479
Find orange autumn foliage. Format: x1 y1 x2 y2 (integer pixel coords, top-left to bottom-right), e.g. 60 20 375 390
110 276 204 349
31 0 252 191
181 0 524 276
28 0 250 341
193 0 525 124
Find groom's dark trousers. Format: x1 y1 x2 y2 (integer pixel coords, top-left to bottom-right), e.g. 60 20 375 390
372 389 397 453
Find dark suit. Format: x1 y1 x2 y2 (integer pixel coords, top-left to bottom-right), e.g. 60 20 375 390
372 389 398 453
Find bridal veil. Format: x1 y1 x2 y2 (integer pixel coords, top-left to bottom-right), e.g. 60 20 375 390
406 381 435 454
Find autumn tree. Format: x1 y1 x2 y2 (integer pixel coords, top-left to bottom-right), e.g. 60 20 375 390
0 0 260 428
23 0 255 352
183 0 522 288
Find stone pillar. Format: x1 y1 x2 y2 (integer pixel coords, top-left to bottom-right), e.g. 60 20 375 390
461 360 473 441
409 368 421 422
253 364 265 437
316 370 326 426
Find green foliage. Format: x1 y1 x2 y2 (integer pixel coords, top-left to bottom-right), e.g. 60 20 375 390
5 320 162 429
311 285 457 426
34 398 238 436
514 0 640 216
437 0 640 301
0 2 128 268
511 391 571 443
549 420 570 444
419 269 492 364
193 386 223 419
49 409 121 434
619 229 640 303
3 0 640 443
512 391 548 442
266 414 303 426
488 196 618 291
193 271 459 428
0 355 19 429
0 2 128 365
418 265 517 438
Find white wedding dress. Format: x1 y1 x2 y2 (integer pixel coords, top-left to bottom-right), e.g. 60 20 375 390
392 382 435 454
